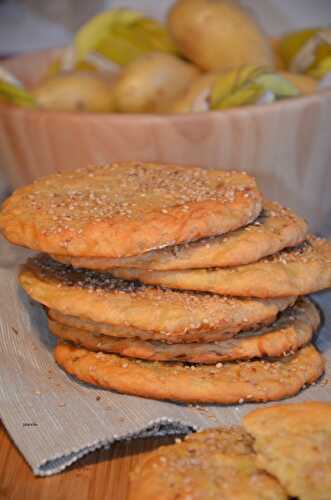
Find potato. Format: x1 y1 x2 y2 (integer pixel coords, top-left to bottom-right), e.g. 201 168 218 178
32 71 116 112
279 71 317 95
167 0 274 71
270 37 286 70
171 73 217 112
113 52 200 113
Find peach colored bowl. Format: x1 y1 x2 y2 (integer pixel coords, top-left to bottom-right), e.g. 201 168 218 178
1 48 331 232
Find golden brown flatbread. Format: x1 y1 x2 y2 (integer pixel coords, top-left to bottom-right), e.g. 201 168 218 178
0 163 262 258
113 236 331 297
54 342 324 404
130 401 331 500
48 298 319 363
53 201 308 271
243 402 331 500
129 426 287 500
20 255 294 342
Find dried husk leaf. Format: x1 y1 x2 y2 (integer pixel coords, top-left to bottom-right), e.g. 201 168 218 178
279 27 331 73
75 9 178 66
210 65 299 110
0 67 36 107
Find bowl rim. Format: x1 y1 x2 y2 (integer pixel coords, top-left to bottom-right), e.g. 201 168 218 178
1 47 331 121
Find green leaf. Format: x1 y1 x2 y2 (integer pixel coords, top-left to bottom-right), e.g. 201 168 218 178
0 80 36 107
255 73 299 98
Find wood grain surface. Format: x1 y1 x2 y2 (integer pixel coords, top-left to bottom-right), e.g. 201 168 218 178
0 422 179 500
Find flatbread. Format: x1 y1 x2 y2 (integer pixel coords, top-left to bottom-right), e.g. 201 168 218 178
48 308 256 344
0 163 262 258
130 402 331 500
113 236 331 298
48 298 319 363
129 426 287 500
54 343 324 404
53 201 308 271
243 402 331 500
19 255 294 342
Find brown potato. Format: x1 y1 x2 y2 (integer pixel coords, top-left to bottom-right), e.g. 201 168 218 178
113 52 200 113
280 71 317 95
270 37 286 70
32 71 116 112
167 0 274 71
171 73 217 112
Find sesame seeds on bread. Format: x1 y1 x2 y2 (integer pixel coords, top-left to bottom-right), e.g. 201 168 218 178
48 298 319 363
243 402 331 500
20 254 294 341
54 342 324 404
129 426 287 500
2 161 329 410
53 200 308 271
129 402 331 499
0 162 262 258
112 236 331 297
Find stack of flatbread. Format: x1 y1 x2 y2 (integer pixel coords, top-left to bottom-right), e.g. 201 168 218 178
1 162 330 404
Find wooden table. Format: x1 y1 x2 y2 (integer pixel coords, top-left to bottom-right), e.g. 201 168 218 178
0 422 178 500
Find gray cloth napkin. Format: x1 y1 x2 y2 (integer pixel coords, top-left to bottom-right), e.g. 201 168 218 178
0 237 330 476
